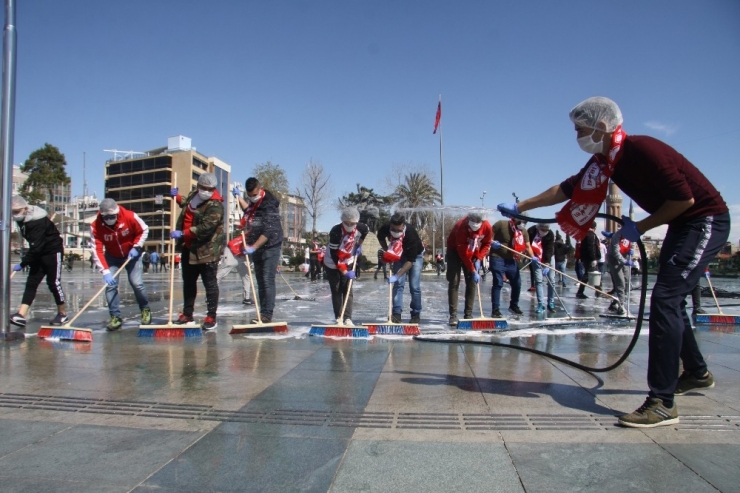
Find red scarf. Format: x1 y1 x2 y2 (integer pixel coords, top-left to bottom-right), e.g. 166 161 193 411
242 190 265 233
336 226 358 272
619 237 631 256
383 231 405 263
531 232 543 261
510 220 526 258
467 230 483 255
556 126 627 240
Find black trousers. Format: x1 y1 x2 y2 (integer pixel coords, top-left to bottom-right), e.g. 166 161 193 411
309 256 321 281
181 249 219 318
648 212 730 403
22 252 66 307
327 267 353 320
446 250 476 318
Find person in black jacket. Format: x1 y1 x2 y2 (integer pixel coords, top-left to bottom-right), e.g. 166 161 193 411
9 196 68 327
576 222 601 299
323 207 368 325
553 231 573 287
377 213 425 323
241 177 283 323
527 223 556 313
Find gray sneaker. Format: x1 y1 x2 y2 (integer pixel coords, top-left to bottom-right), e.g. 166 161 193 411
448 315 458 326
675 371 715 395
618 397 678 428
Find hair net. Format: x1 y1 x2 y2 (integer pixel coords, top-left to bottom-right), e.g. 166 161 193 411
100 198 119 215
341 206 360 223
468 212 484 223
537 223 550 231
198 173 218 188
11 195 28 209
569 97 623 133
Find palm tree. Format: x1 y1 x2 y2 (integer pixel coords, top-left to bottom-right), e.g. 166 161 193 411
392 172 441 231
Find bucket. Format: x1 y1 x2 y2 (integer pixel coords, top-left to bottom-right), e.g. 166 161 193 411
588 271 602 286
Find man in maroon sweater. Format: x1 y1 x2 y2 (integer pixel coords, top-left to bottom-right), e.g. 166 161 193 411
498 97 730 428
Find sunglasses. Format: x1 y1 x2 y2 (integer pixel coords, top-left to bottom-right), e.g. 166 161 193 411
102 214 117 221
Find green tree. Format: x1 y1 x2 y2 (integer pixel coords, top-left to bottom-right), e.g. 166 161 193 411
252 161 289 197
338 184 392 232
392 172 441 231
20 143 71 204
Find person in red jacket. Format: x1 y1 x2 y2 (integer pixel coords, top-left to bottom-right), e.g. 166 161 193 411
90 198 151 331
446 213 492 325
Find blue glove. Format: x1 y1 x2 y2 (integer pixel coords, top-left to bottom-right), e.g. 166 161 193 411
625 259 633 267
497 202 519 218
492 241 501 250
620 215 641 242
704 269 710 279
542 267 550 276
128 249 140 259
231 185 241 197
628 248 634 256
242 246 256 255
601 230 613 238
103 273 117 286
170 187 179 197
531 256 540 265
388 275 399 284
472 272 481 284
345 270 356 279
354 245 362 256
12 264 22 272
474 260 481 271
170 230 183 240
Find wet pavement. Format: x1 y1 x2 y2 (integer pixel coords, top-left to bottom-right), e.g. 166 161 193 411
1 266 739 492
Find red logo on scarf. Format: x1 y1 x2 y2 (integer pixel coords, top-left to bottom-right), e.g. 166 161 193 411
242 190 265 233
556 126 626 240
467 232 483 254
383 232 405 263
531 233 543 261
336 227 358 272
619 237 631 255
510 220 526 258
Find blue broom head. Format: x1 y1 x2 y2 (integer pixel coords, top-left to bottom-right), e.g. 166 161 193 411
694 314 740 325
309 326 369 338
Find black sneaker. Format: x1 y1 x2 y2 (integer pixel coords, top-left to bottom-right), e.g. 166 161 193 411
173 314 194 325
463 312 472 320
50 313 69 326
508 305 523 315
409 314 420 324
9 313 26 327
618 397 678 428
608 301 619 312
693 307 707 315
491 308 503 318
391 313 401 324
251 314 272 324
201 316 217 331
106 316 123 331
448 315 458 326
242 299 253 305
675 371 715 395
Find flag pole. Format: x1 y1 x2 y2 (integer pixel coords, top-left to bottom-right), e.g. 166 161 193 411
437 95 444 255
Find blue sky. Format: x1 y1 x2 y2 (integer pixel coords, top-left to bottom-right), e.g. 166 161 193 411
6 0 740 241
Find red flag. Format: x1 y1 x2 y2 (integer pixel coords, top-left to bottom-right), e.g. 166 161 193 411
433 101 441 134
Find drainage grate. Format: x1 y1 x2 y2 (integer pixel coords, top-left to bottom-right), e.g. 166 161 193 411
1 393 737 432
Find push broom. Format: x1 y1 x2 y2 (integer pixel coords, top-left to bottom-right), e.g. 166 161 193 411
456 281 508 331
694 269 740 325
363 282 420 335
279 271 316 301
139 172 201 338
37 258 133 341
310 255 368 337
543 271 596 324
230 233 289 334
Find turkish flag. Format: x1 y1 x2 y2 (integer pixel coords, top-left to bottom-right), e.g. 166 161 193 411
433 101 441 134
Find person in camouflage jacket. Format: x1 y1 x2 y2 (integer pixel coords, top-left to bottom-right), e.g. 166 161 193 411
170 173 225 330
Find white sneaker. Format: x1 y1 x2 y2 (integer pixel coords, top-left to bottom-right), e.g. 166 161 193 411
343 318 354 326
336 318 344 325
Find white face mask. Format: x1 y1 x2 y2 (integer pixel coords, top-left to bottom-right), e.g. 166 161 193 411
247 193 261 203
468 221 482 231
104 218 117 226
13 210 26 221
342 222 356 232
390 227 404 239
577 130 603 154
198 190 214 200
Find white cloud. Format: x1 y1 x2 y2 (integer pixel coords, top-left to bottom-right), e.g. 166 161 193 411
643 121 678 136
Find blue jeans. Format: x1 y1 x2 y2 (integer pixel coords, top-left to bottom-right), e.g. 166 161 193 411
533 262 555 306
392 254 423 316
555 260 567 285
490 256 521 310
253 244 281 318
105 254 149 317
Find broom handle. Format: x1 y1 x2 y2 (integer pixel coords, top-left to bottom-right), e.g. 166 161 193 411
388 282 393 323
497 243 617 301
705 274 724 314
167 171 178 324
65 257 132 327
476 281 484 318
10 270 16 279
243 232 262 323
338 254 358 322
279 271 300 297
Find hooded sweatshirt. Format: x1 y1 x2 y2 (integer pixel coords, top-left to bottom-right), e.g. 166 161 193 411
90 205 149 273
16 205 64 266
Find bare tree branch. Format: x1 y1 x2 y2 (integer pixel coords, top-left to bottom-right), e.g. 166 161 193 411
298 160 333 239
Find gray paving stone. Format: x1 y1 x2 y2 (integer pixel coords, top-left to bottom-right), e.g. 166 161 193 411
661 443 740 493
507 443 718 492
0 420 71 457
330 440 524 492
0 477 126 493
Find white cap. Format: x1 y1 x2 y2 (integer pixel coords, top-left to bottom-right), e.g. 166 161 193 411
569 97 623 132
198 173 217 188
100 198 119 215
11 195 27 209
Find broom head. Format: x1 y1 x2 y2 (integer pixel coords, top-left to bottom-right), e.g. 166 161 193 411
37 325 92 342
230 321 289 334
362 322 420 335
456 318 508 331
309 323 369 338
694 314 740 325
138 323 202 338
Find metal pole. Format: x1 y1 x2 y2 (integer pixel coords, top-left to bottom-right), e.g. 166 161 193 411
1 0 21 340
438 94 444 255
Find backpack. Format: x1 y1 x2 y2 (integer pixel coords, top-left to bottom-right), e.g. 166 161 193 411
142 252 150 262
